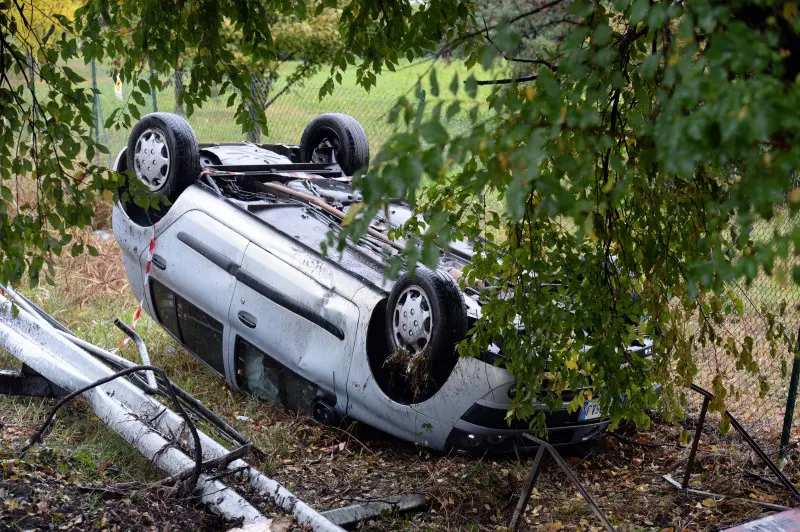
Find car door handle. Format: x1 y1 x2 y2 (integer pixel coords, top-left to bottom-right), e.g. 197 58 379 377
151 254 167 270
238 311 257 329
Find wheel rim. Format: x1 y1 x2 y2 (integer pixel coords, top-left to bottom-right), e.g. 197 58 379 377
309 127 341 165
392 285 433 356
133 128 170 191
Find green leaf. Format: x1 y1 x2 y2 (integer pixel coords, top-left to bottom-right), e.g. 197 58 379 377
464 75 478 99
420 121 449 145
449 72 459 95
341 202 364 227
639 54 661 80
429 69 439 97
630 0 650 24
592 23 613 47
132 90 146 106
421 240 440 267
792 266 800 286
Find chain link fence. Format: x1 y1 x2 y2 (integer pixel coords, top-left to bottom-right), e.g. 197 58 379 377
83 60 479 163
691 206 800 454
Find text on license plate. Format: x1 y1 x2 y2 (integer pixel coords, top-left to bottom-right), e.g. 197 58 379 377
579 400 601 421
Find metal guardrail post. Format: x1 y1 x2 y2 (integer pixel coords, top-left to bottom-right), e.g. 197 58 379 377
682 395 709 489
510 445 546 529
511 435 616 531
690 383 800 502
780 328 800 453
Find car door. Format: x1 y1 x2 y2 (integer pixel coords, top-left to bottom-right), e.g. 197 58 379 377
144 209 249 379
228 241 360 403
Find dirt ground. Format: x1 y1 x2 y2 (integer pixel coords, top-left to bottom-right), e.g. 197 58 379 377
246 413 800 531
4 393 799 532
0 457 227 531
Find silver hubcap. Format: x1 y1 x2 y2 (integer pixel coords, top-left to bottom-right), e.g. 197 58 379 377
133 128 170 191
393 285 433 355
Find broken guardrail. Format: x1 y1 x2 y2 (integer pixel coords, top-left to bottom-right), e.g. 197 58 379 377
0 286 343 531
662 382 800 510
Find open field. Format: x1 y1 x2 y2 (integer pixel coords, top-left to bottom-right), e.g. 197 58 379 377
38 58 500 161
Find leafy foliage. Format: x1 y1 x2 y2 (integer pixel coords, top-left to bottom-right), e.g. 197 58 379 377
350 0 800 429
1 0 113 285
473 0 576 72
8 0 81 46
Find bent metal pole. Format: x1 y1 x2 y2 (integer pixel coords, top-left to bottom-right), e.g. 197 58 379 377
0 290 343 532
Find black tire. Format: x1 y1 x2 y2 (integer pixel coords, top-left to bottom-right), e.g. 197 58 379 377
125 112 200 209
383 267 467 403
299 113 369 175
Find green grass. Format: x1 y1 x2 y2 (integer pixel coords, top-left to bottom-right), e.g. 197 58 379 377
55 59 505 161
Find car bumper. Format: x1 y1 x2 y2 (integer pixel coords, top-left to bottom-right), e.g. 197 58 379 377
445 402 611 455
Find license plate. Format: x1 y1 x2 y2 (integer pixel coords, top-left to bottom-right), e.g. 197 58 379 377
579 400 601 421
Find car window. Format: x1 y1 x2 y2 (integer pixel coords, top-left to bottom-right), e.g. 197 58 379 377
235 337 317 412
176 296 225 375
151 279 225 375
150 279 180 338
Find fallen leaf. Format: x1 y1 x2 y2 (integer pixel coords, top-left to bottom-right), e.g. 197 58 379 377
270 515 295 532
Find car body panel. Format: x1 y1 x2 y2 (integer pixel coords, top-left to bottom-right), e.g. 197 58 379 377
228 242 360 398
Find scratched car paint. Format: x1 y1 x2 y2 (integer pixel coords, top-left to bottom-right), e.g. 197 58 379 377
112 112 653 454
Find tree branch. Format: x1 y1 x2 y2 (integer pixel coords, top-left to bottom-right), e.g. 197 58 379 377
440 0 567 55
480 16 558 72
475 74 537 85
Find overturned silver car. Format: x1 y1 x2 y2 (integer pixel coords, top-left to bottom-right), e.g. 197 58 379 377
112 112 652 454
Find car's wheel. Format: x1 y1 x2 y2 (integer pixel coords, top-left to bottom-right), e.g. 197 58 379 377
125 112 200 209
384 267 468 403
299 113 369 175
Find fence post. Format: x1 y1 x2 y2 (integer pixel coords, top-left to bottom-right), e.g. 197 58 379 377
174 69 184 115
89 58 112 165
149 64 158 113
247 76 261 144
91 59 101 146
780 328 800 453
